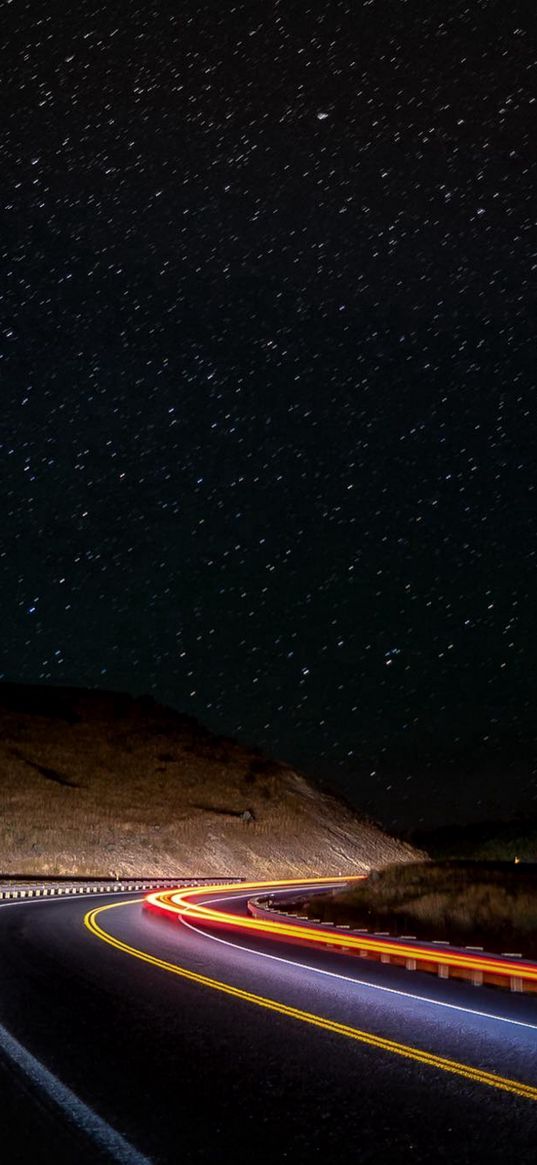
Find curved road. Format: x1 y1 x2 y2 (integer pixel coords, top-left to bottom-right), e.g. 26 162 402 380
0 882 536 1163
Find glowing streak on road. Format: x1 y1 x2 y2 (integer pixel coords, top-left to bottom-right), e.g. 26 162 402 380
84 894 537 1103
182 893 537 1032
144 877 537 988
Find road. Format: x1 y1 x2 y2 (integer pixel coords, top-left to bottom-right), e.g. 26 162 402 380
0 881 536 1163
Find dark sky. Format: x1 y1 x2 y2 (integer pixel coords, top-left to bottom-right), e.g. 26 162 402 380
2 2 536 829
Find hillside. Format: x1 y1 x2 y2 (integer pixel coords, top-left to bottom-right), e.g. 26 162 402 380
0 684 418 877
297 861 537 958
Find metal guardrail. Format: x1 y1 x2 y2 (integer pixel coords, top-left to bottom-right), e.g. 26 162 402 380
248 895 536 995
0 877 243 901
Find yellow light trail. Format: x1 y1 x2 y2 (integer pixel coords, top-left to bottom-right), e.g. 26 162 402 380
145 878 537 987
84 897 537 1103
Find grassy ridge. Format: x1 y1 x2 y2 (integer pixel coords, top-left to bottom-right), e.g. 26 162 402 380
301 861 537 958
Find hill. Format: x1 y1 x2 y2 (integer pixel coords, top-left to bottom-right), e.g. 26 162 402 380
297 860 537 958
0 683 418 877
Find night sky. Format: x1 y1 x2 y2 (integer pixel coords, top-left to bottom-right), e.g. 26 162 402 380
2 2 536 829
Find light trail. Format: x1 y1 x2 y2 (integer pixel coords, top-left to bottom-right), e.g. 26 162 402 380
181 891 537 1032
85 891 537 1102
144 877 537 989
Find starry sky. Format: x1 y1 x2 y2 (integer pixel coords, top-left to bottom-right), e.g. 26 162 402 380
2 2 536 829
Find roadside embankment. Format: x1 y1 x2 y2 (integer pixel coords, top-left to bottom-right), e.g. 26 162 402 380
295 861 537 958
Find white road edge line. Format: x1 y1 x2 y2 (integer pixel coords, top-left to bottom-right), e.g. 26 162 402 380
180 892 537 1033
0 892 153 1164
0 1019 153 1165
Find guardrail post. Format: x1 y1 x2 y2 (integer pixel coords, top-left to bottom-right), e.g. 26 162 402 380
510 976 523 993
432 940 451 978
405 957 416 971
464 947 484 986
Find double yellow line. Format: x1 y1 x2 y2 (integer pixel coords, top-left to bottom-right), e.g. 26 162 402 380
85 899 537 1103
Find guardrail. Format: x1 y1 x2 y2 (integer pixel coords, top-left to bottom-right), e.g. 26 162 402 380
247 894 537 995
0 877 243 901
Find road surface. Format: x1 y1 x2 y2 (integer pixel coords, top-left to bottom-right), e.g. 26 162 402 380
0 881 536 1163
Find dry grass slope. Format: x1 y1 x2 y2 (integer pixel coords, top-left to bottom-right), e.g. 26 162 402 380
303 860 537 957
0 683 419 877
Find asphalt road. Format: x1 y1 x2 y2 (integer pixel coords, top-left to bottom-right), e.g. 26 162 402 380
0 885 536 1164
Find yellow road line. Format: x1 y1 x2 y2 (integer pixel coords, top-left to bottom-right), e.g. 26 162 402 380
84 899 537 1103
